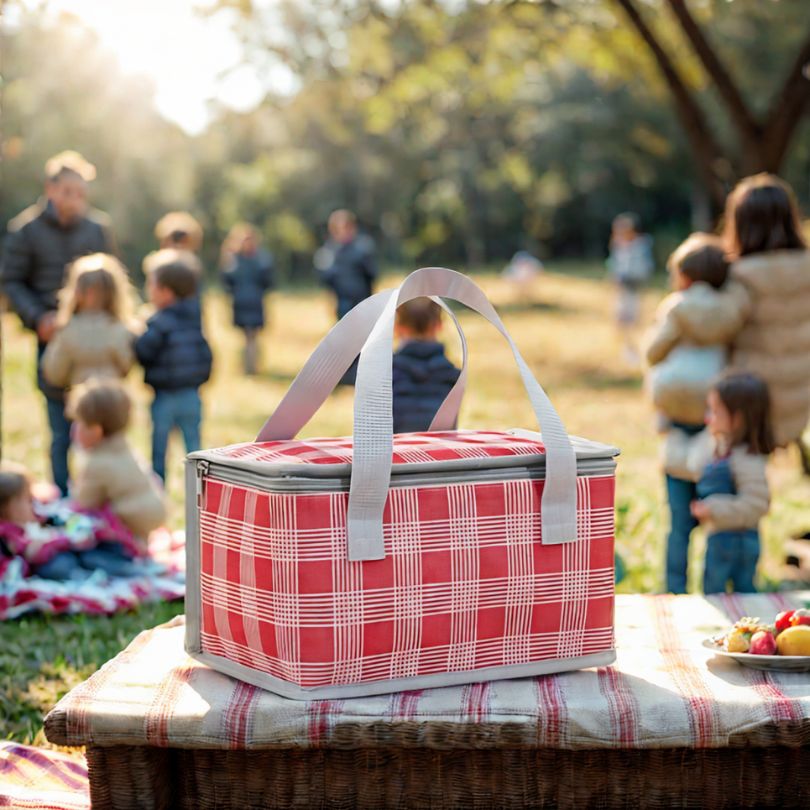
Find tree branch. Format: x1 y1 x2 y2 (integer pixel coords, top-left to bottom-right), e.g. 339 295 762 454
665 0 761 152
614 0 727 205
761 31 810 171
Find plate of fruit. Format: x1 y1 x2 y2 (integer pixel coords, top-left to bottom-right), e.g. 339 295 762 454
704 609 810 671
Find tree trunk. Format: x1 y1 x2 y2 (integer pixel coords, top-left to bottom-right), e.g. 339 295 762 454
614 0 728 209
617 0 810 214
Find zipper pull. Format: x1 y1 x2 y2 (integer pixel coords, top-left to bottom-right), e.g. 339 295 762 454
196 460 209 506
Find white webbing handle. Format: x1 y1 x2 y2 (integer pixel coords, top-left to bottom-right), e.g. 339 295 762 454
348 267 577 561
256 291 468 441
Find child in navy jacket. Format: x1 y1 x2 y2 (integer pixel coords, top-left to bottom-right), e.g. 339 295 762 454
393 299 461 434
135 249 212 482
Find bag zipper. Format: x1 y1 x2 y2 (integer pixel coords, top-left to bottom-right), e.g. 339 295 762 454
195 456 615 497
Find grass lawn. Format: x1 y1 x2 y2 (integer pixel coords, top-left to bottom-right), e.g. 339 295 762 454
2 264 809 745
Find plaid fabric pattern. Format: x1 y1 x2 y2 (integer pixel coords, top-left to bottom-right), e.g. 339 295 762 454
207 430 547 467
45 594 810 752
0 742 89 810
197 459 615 689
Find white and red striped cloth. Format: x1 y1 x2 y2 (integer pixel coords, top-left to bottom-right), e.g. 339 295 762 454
46 592 810 751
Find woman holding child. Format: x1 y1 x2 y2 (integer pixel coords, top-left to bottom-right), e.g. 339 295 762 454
647 172 810 594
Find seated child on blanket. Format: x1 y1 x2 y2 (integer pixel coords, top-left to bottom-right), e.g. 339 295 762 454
67 380 167 568
0 463 110 579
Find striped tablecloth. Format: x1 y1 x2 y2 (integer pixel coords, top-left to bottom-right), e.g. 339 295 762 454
45 592 810 751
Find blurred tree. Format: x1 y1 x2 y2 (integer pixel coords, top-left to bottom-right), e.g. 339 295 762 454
0 5 196 277
2 0 808 278
613 0 810 209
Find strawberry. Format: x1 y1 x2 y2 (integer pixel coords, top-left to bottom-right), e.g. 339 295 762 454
775 610 795 634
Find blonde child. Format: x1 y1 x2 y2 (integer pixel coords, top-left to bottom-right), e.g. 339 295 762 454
42 253 134 390
69 380 166 557
153 211 203 253
688 373 773 593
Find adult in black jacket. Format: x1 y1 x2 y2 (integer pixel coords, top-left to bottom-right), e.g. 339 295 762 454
135 250 212 482
0 152 115 494
392 299 461 434
316 209 377 320
315 209 377 384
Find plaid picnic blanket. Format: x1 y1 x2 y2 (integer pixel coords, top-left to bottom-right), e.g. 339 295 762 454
0 742 89 810
0 529 185 620
45 593 810 751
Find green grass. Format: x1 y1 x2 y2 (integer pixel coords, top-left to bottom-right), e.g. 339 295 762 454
2 264 809 745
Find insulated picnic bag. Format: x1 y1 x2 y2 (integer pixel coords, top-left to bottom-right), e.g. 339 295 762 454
186 267 619 699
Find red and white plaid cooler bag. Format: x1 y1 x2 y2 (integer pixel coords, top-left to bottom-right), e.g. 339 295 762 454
186 268 619 698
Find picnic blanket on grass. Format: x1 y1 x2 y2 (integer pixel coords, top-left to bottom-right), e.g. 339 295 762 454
0 742 89 810
45 592 810 752
0 529 184 620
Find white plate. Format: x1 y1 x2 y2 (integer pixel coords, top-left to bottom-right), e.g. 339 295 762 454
702 638 810 672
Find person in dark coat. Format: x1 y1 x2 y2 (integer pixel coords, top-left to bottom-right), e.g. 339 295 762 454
135 250 212 482
316 209 377 320
221 223 275 375
393 298 461 434
0 151 115 494
315 209 378 384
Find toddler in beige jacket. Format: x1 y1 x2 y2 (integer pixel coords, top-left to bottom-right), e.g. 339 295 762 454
42 253 135 390
69 380 166 555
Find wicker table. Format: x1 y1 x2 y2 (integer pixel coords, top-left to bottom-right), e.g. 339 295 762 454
45 593 810 809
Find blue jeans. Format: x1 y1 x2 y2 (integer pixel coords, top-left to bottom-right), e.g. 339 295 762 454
151 388 202 481
36 543 139 579
665 474 698 594
46 397 72 496
697 456 759 593
703 530 759 593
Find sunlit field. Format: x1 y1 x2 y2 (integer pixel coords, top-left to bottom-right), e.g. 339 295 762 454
3 265 808 744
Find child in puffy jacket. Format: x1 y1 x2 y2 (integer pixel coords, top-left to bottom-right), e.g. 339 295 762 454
220 223 275 375
135 250 212 481
42 253 135 391
644 233 749 593
392 299 461 434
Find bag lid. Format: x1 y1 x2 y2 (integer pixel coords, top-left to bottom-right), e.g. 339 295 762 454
191 429 618 479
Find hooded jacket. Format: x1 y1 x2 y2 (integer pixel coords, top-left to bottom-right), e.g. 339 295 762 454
730 249 810 447
392 340 461 434
644 280 750 425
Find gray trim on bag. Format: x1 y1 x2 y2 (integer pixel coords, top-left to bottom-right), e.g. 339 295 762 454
185 459 202 655
185 649 617 701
